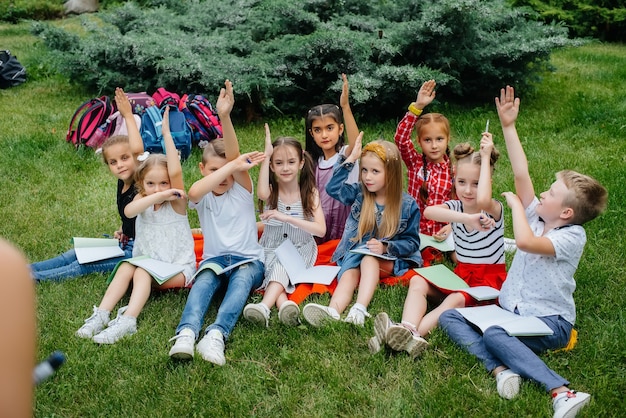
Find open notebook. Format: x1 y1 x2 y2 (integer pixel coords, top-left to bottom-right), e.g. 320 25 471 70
275 239 340 286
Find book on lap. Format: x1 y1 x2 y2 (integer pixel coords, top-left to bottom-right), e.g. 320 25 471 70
73 237 125 264
191 258 255 281
455 305 554 336
413 264 500 301
419 233 453 252
108 255 184 285
275 239 340 286
349 245 397 261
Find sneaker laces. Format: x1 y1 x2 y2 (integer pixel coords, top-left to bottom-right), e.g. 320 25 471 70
108 305 129 327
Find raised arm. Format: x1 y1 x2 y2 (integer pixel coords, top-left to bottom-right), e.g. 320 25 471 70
161 107 187 214
424 204 493 232
476 133 501 220
394 80 437 168
115 87 144 157
188 152 265 203
216 80 253 192
257 123 273 201
495 86 535 208
340 73 358 156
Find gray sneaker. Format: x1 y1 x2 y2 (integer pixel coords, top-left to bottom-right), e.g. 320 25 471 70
369 312 393 354
386 323 429 359
278 300 300 326
76 306 110 339
302 303 340 327
169 328 196 360
243 303 270 327
196 329 226 366
93 306 137 344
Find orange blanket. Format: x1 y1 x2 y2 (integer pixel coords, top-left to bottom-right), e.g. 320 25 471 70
191 235 417 305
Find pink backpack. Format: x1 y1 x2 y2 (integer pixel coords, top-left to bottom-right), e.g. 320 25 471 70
86 111 142 151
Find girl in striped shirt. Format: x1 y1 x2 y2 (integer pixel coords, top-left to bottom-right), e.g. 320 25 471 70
372 133 504 359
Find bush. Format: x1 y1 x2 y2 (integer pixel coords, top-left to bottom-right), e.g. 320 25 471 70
0 0 63 23
32 0 582 119
511 0 626 41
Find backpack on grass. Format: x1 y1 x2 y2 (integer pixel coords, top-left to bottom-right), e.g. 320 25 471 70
87 111 142 151
66 96 114 149
140 105 192 161
0 50 26 89
180 94 223 144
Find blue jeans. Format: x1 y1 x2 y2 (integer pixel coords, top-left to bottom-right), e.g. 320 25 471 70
175 256 263 340
31 240 134 283
439 309 571 392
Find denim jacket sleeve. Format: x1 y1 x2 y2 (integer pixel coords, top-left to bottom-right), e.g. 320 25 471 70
326 155 360 207
386 194 422 263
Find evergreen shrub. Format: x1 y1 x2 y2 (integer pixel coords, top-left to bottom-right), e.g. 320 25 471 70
32 0 582 118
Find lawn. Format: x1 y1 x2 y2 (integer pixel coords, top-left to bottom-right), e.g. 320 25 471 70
1 21 624 418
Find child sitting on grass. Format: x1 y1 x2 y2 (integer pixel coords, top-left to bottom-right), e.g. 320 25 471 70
439 86 608 418
75 108 196 344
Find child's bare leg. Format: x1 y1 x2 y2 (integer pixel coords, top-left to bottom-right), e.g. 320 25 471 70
157 273 186 290
400 275 431 327
261 281 286 308
354 256 387 309
276 290 289 309
124 268 156 318
329 268 359 314
99 263 136 312
418 292 465 337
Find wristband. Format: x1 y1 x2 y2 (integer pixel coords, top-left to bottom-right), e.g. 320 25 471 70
408 102 423 116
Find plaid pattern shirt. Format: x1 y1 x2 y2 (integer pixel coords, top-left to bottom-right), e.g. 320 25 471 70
394 112 453 236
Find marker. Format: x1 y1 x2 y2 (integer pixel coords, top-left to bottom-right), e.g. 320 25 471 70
173 192 181 198
484 119 490 133
246 158 252 164
34 351 66 385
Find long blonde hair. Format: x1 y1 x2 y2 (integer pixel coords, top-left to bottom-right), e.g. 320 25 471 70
356 140 404 242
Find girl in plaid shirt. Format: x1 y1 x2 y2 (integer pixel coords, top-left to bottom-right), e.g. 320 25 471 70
394 80 454 244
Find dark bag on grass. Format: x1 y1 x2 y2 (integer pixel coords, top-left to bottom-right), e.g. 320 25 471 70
0 50 26 89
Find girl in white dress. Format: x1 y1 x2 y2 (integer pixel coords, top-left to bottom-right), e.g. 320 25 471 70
76 107 195 344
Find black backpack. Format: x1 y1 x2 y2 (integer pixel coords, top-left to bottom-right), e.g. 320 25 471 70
0 50 26 89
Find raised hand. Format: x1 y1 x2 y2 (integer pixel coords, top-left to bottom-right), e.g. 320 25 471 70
340 73 350 108
263 123 273 158
480 133 494 160
162 106 171 136
115 87 132 117
415 79 437 110
215 79 234 117
346 131 363 164
495 85 520 128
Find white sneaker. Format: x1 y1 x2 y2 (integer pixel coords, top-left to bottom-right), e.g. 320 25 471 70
496 369 522 400
168 328 196 360
196 329 226 366
369 312 393 354
552 390 591 418
278 300 300 326
243 303 270 327
343 305 371 326
504 237 517 253
386 323 429 359
93 306 137 344
76 306 110 339
302 303 340 327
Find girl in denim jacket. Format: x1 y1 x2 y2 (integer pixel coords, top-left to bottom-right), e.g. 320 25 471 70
303 136 422 327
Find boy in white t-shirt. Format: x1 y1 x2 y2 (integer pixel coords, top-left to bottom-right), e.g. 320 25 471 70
168 81 266 366
439 86 608 418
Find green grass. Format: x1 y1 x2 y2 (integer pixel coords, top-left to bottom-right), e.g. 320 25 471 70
1 21 625 417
